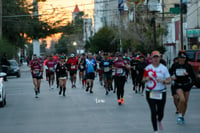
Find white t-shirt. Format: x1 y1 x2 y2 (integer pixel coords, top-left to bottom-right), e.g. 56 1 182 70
143 64 170 91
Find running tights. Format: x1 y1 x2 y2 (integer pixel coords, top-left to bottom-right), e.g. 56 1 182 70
115 76 126 99
146 91 166 131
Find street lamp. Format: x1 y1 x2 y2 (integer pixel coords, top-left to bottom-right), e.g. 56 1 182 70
73 41 77 46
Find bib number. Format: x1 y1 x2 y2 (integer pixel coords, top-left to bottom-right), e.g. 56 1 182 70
116 68 123 74
33 69 39 74
80 65 84 69
150 91 163 100
104 67 110 72
71 65 75 69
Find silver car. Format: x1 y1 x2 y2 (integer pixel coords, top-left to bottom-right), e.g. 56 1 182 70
0 72 6 107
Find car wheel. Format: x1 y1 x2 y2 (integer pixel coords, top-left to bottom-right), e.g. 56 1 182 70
4 97 6 105
17 72 21 78
0 101 4 107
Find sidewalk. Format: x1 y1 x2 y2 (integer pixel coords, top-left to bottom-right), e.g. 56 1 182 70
20 62 30 72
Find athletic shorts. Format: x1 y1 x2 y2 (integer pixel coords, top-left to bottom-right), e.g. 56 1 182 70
171 85 177 96
174 83 193 92
86 72 95 80
103 73 112 80
69 70 77 76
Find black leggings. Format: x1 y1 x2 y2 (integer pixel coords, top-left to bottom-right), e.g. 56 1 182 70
115 76 126 99
146 91 166 131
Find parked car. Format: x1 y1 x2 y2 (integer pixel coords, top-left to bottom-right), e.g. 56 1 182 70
185 50 200 88
0 72 6 107
7 60 21 78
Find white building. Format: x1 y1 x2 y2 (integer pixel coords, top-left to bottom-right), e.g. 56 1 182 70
83 18 93 42
94 0 105 33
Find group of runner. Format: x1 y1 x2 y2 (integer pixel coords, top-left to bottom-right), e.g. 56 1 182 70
29 50 197 133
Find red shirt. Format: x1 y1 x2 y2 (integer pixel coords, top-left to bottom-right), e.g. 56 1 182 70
46 60 56 72
113 60 127 76
30 61 42 77
67 57 78 70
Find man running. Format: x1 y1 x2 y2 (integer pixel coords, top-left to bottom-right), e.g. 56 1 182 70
101 52 113 95
67 53 78 88
85 53 96 93
45 54 56 89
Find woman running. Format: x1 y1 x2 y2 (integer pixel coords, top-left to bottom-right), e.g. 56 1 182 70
113 53 130 105
170 51 196 124
30 54 43 98
143 51 171 133
56 56 68 96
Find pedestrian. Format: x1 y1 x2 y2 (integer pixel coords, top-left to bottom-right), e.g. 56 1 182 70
67 53 78 88
56 56 68 96
143 51 171 133
170 51 196 124
113 53 130 105
0 53 10 81
96 51 104 86
85 53 96 93
30 54 43 98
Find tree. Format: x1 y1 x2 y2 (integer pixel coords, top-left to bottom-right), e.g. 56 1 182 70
55 35 71 54
0 38 17 59
2 0 57 47
85 26 119 53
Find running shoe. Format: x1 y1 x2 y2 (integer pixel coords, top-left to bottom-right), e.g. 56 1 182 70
63 93 66 96
90 90 93 93
121 98 124 104
35 94 38 98
177 117 184 124
86 86 89 92
118 99 121 105
59 91 62 95
105 91 109 95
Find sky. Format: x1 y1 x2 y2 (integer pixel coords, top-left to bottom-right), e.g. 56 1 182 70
34 0 94 48
37 0 94 26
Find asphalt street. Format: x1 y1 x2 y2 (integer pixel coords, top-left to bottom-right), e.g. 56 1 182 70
0 64 200 133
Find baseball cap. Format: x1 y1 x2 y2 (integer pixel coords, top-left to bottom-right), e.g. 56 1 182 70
151 51 161 57
178 51 187 58
70 53 75 57
60 56 65 59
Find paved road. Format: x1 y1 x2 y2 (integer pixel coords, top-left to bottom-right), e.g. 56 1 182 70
0 65 200 133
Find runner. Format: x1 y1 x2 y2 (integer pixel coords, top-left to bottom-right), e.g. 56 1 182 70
45 54 56 89
113 53 130 105
135 55 147 95
143 51 171 133
56 56 68 96
85 53 96 93
96 51 104 86
78 53 86 88
123 53 131 80
130 54 139 92
67 53 78 88
30 54 43 98
170 51 196 124
101 52 113 95
169 57 179 114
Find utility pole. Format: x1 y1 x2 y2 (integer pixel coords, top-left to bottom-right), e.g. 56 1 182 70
33 0 40 56
0 0 2 38
180 0 184 50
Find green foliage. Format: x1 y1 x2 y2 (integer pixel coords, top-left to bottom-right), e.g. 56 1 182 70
85 26 119 53
0 38 17 59
2 0 57 47
55 35 71 54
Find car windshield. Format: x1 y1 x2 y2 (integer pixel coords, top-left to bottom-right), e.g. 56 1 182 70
9 60 18 66
185 51 195 62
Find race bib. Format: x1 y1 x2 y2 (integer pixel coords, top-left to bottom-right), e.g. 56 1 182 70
116 68 123 74
150 91 162 100
80 65 84 69
33 69 39 74
97 63 100 69
71 65 76 69
49 67 54 72
104 67 110 72
176 69 186 76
